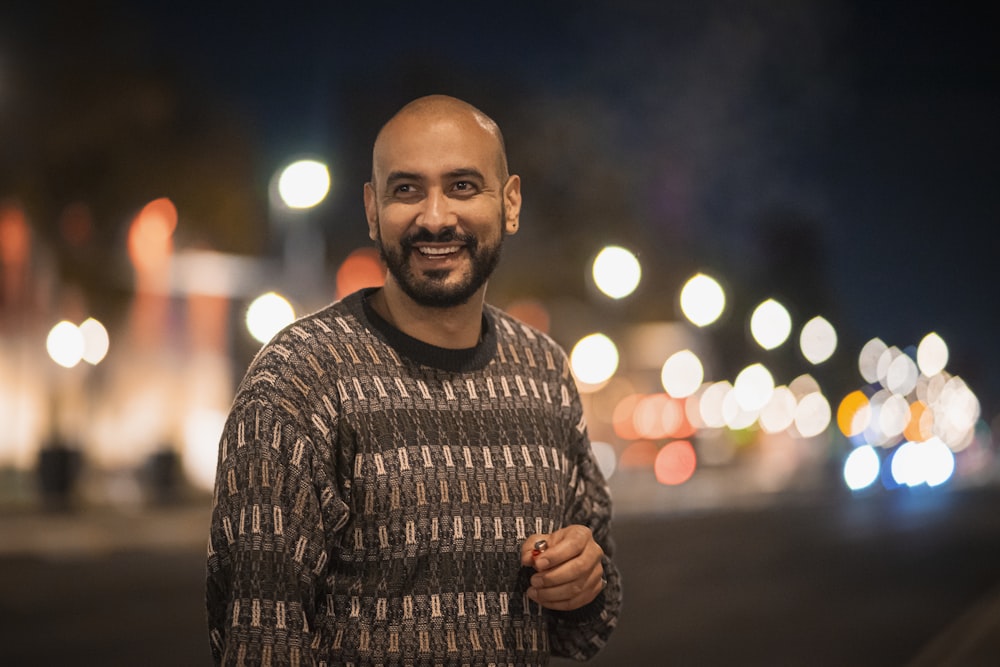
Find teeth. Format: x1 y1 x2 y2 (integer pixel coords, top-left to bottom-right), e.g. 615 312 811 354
419 246 461 256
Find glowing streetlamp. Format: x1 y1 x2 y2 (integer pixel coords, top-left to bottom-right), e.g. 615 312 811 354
271 158 331 305
277 159 330 209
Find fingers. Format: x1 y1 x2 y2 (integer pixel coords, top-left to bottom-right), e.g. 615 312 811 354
523 524 593 570
524 525 606 611
528 557 605 611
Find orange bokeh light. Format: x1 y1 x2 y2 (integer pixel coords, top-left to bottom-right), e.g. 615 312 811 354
128 198 177 274
612 394 643 441
335 247 385 299
904 400 933 442
0 202 30 268
837 390 870 438
654 440 697 485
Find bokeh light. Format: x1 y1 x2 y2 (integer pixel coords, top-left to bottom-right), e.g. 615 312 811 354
758 386 797 434
699 381 732 428
654 440 697 485
660 349 704 399
843 445 880 491
570 333 619 387
246 292 295 344
127 198 177 274
46 321 84 369
793 392 831 438
917 332 949 377
335 247 384 300
837 390 871 438
750 299 792 350
858 337 888 385
679 273 725 327
733 363 775 412
79 317 110 365
884 350 918 396
592 245 641 299
799 316 837 364
277 159 330 209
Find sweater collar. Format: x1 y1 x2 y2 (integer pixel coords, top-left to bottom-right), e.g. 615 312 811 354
351 288 497 372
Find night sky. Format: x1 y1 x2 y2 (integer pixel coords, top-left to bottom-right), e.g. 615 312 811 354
3 1 999 413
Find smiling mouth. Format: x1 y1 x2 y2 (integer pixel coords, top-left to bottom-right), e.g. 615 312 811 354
415 245 464 258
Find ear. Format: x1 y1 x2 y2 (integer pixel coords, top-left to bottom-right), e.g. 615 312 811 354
363 182 378 241
503 174 522 235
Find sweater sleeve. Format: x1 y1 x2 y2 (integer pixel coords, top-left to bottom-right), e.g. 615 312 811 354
206 367 349 666
546 386 623 661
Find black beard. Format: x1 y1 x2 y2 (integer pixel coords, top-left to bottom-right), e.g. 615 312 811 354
375 221 504 308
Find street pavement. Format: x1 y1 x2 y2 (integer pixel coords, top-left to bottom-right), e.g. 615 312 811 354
2 483 1000 666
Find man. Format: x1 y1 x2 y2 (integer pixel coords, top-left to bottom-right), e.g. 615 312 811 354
207 95 622 666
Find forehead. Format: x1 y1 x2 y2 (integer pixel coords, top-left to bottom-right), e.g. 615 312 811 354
373 112 503 182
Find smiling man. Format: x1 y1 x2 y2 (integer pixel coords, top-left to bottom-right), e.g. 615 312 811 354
207 95 622 666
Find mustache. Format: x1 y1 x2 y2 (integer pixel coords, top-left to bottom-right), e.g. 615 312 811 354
400 227 477 250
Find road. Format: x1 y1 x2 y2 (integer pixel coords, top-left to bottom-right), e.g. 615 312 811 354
2 485 1000 666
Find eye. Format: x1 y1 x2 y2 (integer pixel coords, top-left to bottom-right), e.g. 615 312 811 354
451 181 479 195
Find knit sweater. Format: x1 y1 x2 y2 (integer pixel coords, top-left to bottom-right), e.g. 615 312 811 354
206 288 621 666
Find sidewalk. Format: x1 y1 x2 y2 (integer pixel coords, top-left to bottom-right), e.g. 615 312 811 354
906 585 1000 667
2 492 999 664
0 501 211 557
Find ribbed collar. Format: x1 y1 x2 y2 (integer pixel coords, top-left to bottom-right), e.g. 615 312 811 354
347 288 497 373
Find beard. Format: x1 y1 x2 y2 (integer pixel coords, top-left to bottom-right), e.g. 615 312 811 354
374 211 505 308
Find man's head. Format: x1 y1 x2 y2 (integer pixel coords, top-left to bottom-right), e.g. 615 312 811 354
364 95 521 309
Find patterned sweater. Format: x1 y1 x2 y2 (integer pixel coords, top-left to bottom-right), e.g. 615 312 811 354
206 288 622 666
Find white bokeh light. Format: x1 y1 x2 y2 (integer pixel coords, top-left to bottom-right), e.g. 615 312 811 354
799 316 837 365
660 349 704 399
277 159 331 209
794 392 831 438
679 273 726 327
46 321 84 369
698 381 731 428
843 445 881 491
571 333 619 386
247 292 296 344
886 353 919 396
758 386 797 434
592 246 641 299
79 317 110 365
750 299 792 350
733 363 775 412
917 332 949 377
859 338 888 385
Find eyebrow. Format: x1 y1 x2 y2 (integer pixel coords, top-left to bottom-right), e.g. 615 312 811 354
383 168 487 186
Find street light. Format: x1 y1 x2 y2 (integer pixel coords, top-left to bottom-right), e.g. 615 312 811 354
270 158 331 307
277 159 330 209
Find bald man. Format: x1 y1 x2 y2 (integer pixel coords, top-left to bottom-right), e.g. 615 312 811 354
207 95 622 666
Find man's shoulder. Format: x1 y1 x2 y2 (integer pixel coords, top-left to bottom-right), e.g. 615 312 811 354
485 303 570 361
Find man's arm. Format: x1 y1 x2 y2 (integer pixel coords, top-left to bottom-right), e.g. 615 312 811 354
527 404 622 661
206 392 346 665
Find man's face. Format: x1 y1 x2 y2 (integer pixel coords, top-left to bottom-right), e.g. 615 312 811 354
364 112 521 309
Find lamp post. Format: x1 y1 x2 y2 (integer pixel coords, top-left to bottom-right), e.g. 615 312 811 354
269 158 330 307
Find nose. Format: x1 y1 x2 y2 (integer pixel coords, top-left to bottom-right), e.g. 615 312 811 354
416 188 454 232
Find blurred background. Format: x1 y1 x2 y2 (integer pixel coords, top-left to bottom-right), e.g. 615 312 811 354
1 1 999 665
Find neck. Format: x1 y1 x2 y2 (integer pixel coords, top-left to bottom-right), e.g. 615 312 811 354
370 282 486 349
